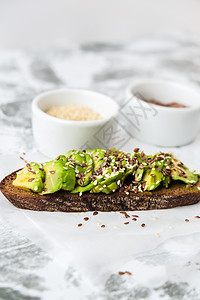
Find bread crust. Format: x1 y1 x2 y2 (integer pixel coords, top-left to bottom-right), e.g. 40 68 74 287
0 170 200 212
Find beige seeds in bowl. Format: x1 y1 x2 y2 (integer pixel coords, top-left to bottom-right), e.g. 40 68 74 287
46 104 101 121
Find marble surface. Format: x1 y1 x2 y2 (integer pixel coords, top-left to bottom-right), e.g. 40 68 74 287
1 34 200 299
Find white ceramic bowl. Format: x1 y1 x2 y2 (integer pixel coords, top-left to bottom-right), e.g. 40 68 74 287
126 79 200 147
32 89 119 158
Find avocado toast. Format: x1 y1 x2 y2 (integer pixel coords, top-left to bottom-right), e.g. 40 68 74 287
0 148 200 212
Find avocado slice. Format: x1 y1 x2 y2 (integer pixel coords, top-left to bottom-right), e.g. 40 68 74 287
134 151 148 181
41 155 76 194
13 162 44 193
90 150 130 194
71 149 107 194
142 166 163 191
65 150 94 187
99 181 119 194
91 170 125 193
62 167 76 191
71 148 122 194
170 154 198 185
141 153 171 191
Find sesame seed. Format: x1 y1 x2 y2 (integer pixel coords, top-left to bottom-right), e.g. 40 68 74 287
149 217 157 220
141 223 146 227
79 192 82 197
155 233 160 237
34 186 38 191
195 216 200 219
124 222 129 225
101 225 105 228
93 211 98 216
132 218 137 221
185 219 189 222
84 217 89 221
78 223 82 227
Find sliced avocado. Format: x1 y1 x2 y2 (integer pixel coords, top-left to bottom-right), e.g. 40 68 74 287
170 154 198 185
65 150 94 187
100 181 119 194
142 167 163 191
13 162 44 193
91 170 125 193
71 149 106 194
70 181 96 194
41 155 75 194
135 168 144 181
72 149 117 194
62 168 76 191
134 151 148 181
162 175 171 188
56 155 76 191
90 150 130 194
142 153 171 191
86 149 106 169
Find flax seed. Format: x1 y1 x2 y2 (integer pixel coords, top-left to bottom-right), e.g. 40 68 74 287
125 271 132 275
28 178 35 182
118 271 125 275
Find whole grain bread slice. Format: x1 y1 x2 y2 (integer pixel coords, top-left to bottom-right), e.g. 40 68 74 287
0 170 200 212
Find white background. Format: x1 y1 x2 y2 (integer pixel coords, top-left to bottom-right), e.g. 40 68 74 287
0 0 200 48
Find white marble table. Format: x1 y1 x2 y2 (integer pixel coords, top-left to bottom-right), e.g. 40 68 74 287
0 34 200 300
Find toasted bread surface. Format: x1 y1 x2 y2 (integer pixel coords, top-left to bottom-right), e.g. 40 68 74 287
0 170 200 212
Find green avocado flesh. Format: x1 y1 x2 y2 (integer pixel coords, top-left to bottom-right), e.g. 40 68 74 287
13 149 199 195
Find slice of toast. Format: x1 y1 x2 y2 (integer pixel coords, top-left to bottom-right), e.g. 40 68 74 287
0 170 200 212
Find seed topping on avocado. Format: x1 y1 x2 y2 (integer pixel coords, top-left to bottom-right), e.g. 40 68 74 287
13 148 199 195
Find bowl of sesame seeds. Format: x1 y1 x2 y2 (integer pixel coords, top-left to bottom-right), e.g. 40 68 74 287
32 89 119 158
